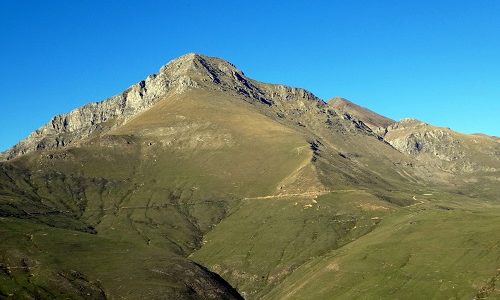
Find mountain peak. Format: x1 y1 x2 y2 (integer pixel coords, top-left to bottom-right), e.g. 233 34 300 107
328 97 395 134
2 53 322 160
394 118 427 127
159 53 243 84
329 96 351 104
163 52 238 69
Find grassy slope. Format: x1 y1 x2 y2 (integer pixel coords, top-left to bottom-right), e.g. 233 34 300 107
263 193 500 299
0 217 242 299
191 191 397 299
189 105 500 299
0 89 311 298
1 86 499 299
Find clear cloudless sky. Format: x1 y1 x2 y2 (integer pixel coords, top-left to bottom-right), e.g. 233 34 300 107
1 0 499 151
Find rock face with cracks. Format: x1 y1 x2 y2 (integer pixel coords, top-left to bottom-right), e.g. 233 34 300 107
3 54 324 160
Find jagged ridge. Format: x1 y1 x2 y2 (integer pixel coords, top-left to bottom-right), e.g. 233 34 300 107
2 53 326 160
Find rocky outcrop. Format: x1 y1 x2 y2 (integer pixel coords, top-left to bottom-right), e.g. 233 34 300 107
2 56 172 160
5 52 495 173
1 54 280 160
3 75 162 159
1 53 365 161
383 118 500 173
384 118 464 160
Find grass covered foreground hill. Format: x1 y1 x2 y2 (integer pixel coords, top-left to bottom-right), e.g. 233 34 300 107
1 53 499 299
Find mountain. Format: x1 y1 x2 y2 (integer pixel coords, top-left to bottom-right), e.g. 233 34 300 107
1 53 499 299
328 97 395 135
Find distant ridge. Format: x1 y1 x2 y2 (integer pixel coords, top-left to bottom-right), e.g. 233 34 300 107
328 97 394 134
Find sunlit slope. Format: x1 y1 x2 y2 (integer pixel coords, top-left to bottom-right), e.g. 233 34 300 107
262 193 500 299
384 118 500 175
191 190 397 299
328 97 394 135
1 53 499 299
0 88 314 298
112 89 313 196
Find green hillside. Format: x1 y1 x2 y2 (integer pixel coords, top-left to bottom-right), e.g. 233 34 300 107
1 54 499 299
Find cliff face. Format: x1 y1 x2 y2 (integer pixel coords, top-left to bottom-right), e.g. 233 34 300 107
384 119 458 158
4 59 170 160
2 53 326 161
384 118 500 173
3 53 499 178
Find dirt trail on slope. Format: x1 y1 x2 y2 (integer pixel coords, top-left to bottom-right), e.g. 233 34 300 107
243 190 360 200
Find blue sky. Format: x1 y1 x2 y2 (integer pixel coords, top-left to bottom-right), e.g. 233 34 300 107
1 1 499 151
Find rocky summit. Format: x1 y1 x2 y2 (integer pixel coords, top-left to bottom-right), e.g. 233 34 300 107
1 54 499 299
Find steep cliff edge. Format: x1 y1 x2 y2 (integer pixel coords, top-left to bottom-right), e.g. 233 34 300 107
2 53 327 161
